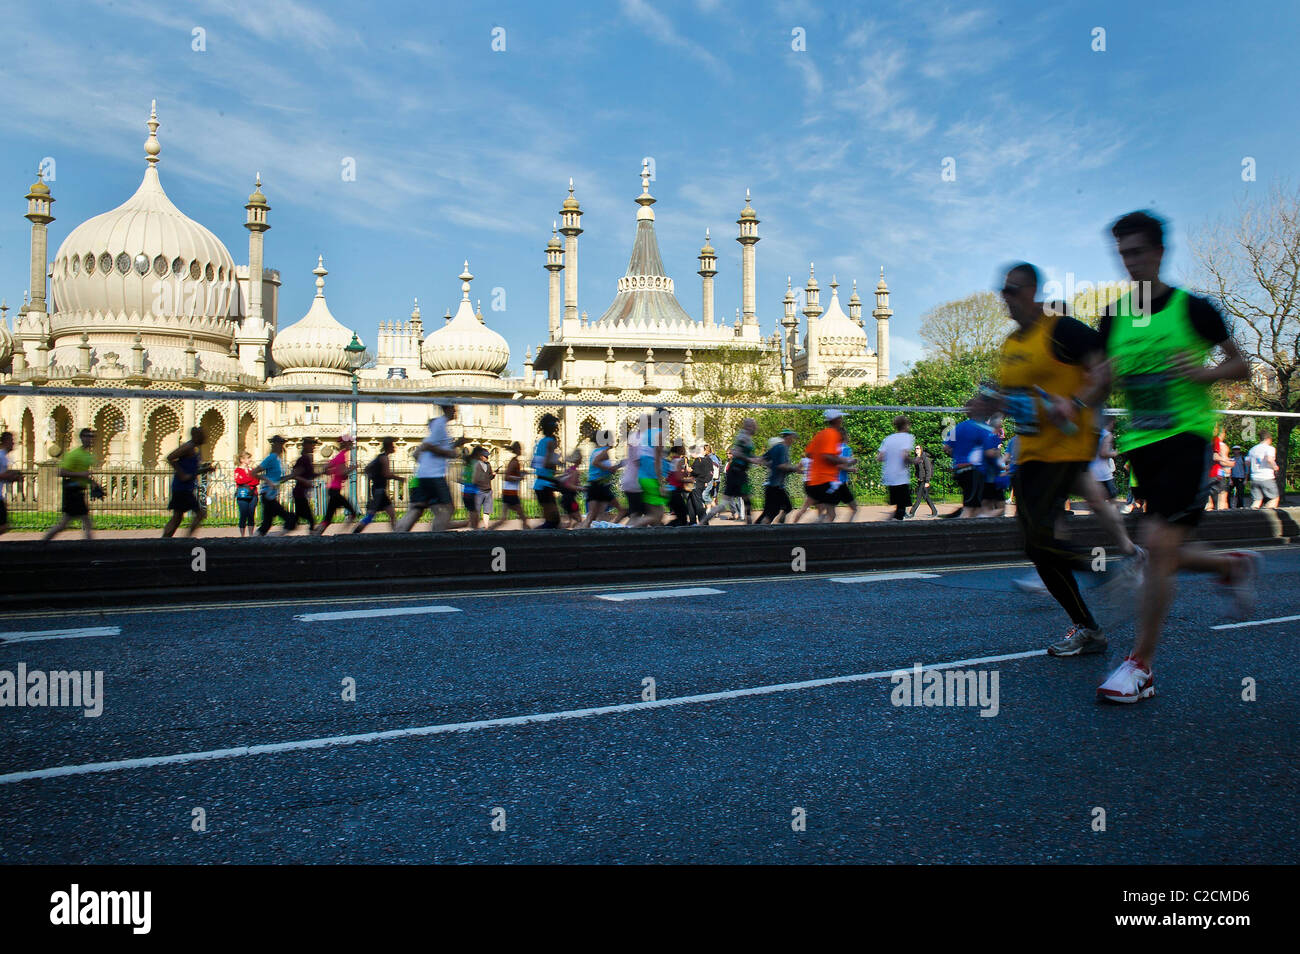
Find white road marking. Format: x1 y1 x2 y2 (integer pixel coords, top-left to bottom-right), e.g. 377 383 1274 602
293 606 461 622
0 626 120 645
831 572 942 584
0 648 1045 785
1211 613 1300 631
596 587 725 602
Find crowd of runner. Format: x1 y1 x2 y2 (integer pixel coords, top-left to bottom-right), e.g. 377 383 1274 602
0 210 1291 703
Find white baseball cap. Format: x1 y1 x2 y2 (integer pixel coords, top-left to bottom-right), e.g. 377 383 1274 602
824 408 844 421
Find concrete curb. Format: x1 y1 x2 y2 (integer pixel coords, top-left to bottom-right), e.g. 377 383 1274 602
1 508 1296 612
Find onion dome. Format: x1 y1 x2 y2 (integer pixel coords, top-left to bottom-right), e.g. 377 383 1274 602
806 277 869 355
27 171 50 198
247 173 268 206
271 257 358 376
738 188 758 221
547 225 562 250
699 229 715 257
562 179 581 211
49 101 237 320
877 266 889 292
422 261 510 376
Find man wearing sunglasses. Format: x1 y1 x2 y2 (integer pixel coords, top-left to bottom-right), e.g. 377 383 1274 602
991 262 1116 659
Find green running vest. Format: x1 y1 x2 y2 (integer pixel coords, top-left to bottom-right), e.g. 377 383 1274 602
1108 288 1216 452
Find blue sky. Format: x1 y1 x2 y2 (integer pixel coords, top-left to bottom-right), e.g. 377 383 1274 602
1 0 1297 375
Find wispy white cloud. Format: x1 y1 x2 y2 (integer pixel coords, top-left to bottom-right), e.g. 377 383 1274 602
618 0 731 79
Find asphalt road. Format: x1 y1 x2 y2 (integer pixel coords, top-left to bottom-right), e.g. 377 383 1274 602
1 546 1296 864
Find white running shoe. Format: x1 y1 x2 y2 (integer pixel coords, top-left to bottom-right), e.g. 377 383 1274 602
1097 657 1155 703
1013 574 1047 595
1222 550 1262 620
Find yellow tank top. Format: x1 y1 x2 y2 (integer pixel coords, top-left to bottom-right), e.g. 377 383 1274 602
998 313 1097 464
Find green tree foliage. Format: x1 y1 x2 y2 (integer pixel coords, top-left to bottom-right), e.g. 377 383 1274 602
918 291 1011 361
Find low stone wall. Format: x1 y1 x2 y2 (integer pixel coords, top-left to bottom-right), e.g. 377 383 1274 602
1 508 1296 611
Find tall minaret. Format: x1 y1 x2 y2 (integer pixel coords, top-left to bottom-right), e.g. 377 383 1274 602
697 229 717 327
848 280 863 328
410 297 423 339
238 172 271 375
781 276 798 389
544 222 564 339
736 189 759 327
802 263 823 319
559 179 583 323
873 266 893 382
23 167 55 318
803 263 823 383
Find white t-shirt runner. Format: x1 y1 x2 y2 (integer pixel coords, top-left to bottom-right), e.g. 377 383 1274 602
416 416 452 479
621 431 643 492
877 432 916 487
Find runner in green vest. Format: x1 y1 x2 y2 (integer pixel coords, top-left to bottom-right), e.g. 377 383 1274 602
1091 211 1258 703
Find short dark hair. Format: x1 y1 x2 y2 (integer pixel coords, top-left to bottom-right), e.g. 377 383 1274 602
0 430 12 442
1110 210 1165 248
508 440 522 454
381 437 396 452
1005 261 1040 290
539 413 559 436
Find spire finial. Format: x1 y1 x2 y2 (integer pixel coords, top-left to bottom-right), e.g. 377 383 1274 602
641 158 651 194
787 276 792 290
144 100 161 165
745 187 752 203
568 177 574 194
830 275 838 290
313 255 327 297
705 227 710 241
460 260 473 300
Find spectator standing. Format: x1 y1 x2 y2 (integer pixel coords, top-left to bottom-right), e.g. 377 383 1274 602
1228 445 1248 509
908 444 938 517
1207 426 1232 510
234 451 259 537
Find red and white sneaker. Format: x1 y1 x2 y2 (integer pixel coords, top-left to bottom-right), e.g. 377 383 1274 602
1222 550 1262 620
1097 656 1155 704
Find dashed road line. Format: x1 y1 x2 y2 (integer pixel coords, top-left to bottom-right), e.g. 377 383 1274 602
596 587 725 602
0 648 1045 785
831 572 942 583
293 605 461 622
1211 613 1300 631
0 626 121 645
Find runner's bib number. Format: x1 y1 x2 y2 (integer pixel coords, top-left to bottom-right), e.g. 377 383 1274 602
1121 373 1175 431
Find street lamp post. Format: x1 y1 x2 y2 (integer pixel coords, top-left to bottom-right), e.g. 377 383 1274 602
345 333 366 504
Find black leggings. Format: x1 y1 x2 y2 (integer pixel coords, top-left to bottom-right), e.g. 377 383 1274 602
292 490 315 532
236 495 257 530
322 488 357 526
258 497 298 535
1013 461 1099 630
